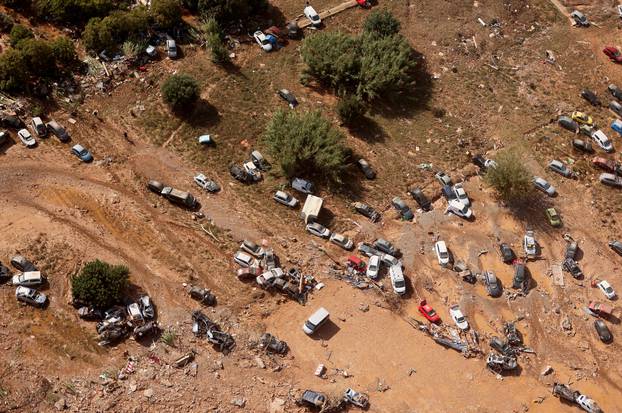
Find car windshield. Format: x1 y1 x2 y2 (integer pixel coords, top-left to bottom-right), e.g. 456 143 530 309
439 251 448 258
427 309 436 316
311 15 319 21
456 316 465 323
395 280 405 288
605 286 613 293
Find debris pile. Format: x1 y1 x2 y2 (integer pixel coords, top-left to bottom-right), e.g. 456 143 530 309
191 310 235 353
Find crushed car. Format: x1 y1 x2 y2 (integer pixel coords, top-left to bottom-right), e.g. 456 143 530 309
192 310 235 353
259 333 288 354
188 286 217 306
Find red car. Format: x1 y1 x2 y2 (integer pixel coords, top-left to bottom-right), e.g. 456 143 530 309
603 46 622 63
418 299 441 323
356 0 371 7
592 157 616 173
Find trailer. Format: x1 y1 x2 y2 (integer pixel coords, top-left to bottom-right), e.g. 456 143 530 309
301 195 323 224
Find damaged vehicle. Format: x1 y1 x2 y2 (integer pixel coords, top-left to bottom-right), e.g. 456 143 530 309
10 255 36 272
139 295 155 319
353 201 381 222
259 333 288 354
192 310 235 352
563 257 583 279
188 286 216 306
486 353 517 372
133 321 159 340
299 390 327 409
344 388 369 409
484 271 503 297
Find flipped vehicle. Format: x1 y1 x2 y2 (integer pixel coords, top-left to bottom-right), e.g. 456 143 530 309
259 332 288 354
562 258 583 279
277 89 298 108
194 173 220 192
344 388 369 409
15 286 47 308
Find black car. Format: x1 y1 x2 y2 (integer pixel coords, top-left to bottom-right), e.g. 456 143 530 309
230 164 251 183
0 130 9 147
594 319 613 343
562 258 583 279
147 180 165 195
609 83 622 101
499 243 515 263
0 262 10 283
373 238 397 256
581 89 601 106
10 255 36 272
277 89 298 108
512 262 527 289
357 159 376 179
484 271 503 298
353 202 380 222
408 187 431 211
572 138 594 153
1 115 24 129
472 154 487 169
609 240 622 256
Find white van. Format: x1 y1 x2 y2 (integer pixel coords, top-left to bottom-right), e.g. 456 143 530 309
304 5 321 27
166 39 177 59
389 264 406 295
303 307 329 335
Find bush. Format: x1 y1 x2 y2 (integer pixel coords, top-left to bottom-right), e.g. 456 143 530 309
197 0 268 23
0 49 27 91
71 260 130 309
152 0 182 29
262 110 348 182
32 0 116 25
51 36 77 66
161 74 200 110
17 38 56 77
484 149 533 202
336 95 365 124
300 29 416 102
363 9 401 37
0 12 14 33
10 24 33 47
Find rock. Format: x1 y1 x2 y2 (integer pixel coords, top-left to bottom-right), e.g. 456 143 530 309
269 398 285 413
255 357 266 369
359 303 369 312
214 360 224 370
231 397 246 408
560 317 572 331
128 381 137 393
189 362 198 377
143 388 154 399
54 398 67 411
541 366 553 376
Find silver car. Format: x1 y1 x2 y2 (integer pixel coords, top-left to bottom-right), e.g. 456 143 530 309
17 128 36 147
273 190 298 207
600 173 622 188
15 286 47 308
306 222 331 238
548 160 573 178
533 177 556 196
329 233 353 250
11 271 45 287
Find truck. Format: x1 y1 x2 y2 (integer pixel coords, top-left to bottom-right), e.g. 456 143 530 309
161 187 197 208
588 301 614 317
300 194 323 224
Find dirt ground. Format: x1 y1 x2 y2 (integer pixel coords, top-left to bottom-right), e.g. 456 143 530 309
1 0 622 412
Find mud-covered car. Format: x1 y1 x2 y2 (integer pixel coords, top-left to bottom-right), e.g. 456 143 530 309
352 201 380 222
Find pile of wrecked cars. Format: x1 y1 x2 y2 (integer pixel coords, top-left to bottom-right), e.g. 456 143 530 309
552 383 603 413
298 388 369 410
75 295 158 346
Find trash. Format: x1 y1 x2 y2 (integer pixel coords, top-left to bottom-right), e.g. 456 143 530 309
118 359 136 380
541 365 553 376
231 397 246 407
259 333 288 355
173 352 195 368
477 17 487 26
344 388 369 409
545 50 556 64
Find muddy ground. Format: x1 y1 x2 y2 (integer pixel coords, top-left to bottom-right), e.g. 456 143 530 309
0 0 622 412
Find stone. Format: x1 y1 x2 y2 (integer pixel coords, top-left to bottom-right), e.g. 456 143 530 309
54 398 67 411
231 397 246 408
255 357 266 369
269 398 285 413
143 388 154 399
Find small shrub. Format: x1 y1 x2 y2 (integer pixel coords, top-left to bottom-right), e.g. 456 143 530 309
161 74 200 110
160 329 176 347
336 95 366 124
51 36 77 65
71 260 130 309
363 9 401 37
9 24 33 47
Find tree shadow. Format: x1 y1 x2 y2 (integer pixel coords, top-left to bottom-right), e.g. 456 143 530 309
180 98 220 129
369 49 434 119
506 196 556 233
346 116 388 143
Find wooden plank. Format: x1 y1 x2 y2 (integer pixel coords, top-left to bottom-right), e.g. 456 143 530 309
551 264 564 286
298 0 358 29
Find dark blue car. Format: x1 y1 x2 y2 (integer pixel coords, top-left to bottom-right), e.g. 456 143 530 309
71 144 93 162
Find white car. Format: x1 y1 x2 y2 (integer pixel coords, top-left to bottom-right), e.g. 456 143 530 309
11 271 45 287
17 128 36 147
449 304 468 330
446 199 473 219
380 253 399 267
389 264 406 295
591 129 614 153
533 177 556 196
434 241 450 267
304 5 321 27
166 39 177 58
597 280 616 300
194 173 220 192
15 286 47 308
523 230 537 257
366 255 380 279
453 183 470 207
329 233 353 250
256 268 284 287
127 303 143 322
253 30 273 52
233 251 255 268
273 190 298 207
306 222 331 238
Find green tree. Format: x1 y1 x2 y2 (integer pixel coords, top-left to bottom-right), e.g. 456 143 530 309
300 31 359 92
10 24 33 47
197 0 267 22
32 0 116 25
336 95 366 125
484 149 533 202
363 9 401 37
82 8 150 52
51 36 77 65
203 18 229 64
151 0 182 29
262 110 348 182
0 12 14 33
17 38 56 77
356 34 416 101
161 74 200 110
0 49 27 91
71 260 130 309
